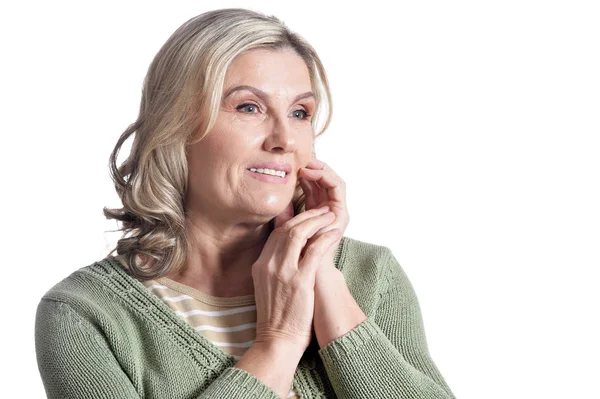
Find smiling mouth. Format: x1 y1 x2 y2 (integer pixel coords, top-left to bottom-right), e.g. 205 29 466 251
246 168 290 184
246 168 288 178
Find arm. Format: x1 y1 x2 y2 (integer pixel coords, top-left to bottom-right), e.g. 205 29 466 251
315 249 456 399
35 299 281 399
234 341 304 399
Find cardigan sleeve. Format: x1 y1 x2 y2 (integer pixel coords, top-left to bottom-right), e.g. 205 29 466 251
317 249 456 399
35 299 280 399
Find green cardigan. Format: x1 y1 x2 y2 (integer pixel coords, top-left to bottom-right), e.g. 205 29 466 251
35 236 455 398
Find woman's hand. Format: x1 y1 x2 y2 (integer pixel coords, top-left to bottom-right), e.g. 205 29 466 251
297 157 367 348
297 157 350 266
252 206 341 353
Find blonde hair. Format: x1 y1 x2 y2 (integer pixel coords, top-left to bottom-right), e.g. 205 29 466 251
103 8 333 280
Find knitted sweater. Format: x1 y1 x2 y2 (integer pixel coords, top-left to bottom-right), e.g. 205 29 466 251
35 236 455 398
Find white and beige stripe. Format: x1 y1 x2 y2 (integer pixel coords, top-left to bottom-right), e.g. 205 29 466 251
140 277 299 399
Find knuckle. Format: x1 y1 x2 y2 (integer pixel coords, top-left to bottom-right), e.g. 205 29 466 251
289 276 304 290
288 226 304 241
273 226 288 235
266 260 281 273
304 243 324 256
274 268 288 282
274 225 294 239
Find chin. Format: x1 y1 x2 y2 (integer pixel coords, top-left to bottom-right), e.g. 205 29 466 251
239 193 294 218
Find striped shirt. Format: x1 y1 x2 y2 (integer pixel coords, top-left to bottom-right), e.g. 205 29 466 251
139 276 299 399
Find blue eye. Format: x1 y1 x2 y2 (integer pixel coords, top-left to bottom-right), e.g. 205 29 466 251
292 109 310 119
236 103 310 120
236 103 259 113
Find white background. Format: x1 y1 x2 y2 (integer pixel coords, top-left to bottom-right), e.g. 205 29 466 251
1 1 599 398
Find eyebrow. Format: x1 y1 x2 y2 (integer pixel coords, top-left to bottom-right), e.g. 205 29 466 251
223 85 315 104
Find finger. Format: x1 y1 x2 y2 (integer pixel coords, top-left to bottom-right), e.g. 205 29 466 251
298 168 346 203
272 200 295 229
298 167 329 209
259 207 332 267
301 212 342 255
298 229 342 277
306 157 325 169
298 177 323 210
277 212 336 269
301 174 325 194
298 177 313 197
300 224 339 258
277 204 329 229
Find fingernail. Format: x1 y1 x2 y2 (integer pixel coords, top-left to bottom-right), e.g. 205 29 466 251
318 205 330 212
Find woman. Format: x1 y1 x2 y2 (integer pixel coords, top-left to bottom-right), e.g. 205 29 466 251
35 8 455 399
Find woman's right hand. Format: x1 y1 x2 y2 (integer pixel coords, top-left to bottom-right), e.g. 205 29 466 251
251 205 340 353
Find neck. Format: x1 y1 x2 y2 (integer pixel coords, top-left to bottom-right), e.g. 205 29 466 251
165 209 274 297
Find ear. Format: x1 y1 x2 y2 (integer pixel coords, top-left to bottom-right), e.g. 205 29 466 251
272 200 295 229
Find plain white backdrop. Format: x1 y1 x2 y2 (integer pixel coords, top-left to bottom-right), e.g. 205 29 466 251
1 1 598 397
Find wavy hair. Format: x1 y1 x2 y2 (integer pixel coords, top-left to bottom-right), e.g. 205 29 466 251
103 8 333 280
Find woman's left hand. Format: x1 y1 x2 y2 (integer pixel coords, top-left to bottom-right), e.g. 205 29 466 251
298 157 367 348
298 156 349 268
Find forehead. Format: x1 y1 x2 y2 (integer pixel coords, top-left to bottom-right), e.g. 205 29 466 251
224 48 312 94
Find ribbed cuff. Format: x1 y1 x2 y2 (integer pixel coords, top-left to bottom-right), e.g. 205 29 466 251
201 367 280 399
317 317 383 367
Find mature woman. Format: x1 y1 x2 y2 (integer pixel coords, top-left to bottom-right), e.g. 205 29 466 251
35 8 455 399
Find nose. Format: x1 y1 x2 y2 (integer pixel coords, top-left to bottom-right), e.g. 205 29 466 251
263 115 297 153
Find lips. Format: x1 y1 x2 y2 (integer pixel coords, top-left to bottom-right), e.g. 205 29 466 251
247 162 292 173
246 168 290 184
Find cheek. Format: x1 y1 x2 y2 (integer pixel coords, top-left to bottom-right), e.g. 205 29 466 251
300 127 315 157
205 123 250 159
187 135 239 183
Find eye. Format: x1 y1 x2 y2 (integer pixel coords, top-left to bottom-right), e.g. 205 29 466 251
236 103 260 114
291 109 311 120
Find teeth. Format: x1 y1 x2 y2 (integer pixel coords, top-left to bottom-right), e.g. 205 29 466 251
249 168 286 178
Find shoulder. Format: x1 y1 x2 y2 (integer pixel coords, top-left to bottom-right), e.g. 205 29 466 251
337 236 404 309
336 235 396 276
39 258 122 302
337 236 421 320
340 235 412 286
36 258 137 325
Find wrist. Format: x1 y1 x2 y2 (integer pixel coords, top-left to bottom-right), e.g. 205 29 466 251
235 340 305 399
313 270 367 348
251 339 306 361
315 265 343 288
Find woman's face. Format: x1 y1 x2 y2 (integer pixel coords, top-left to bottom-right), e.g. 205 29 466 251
185 48 315 224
